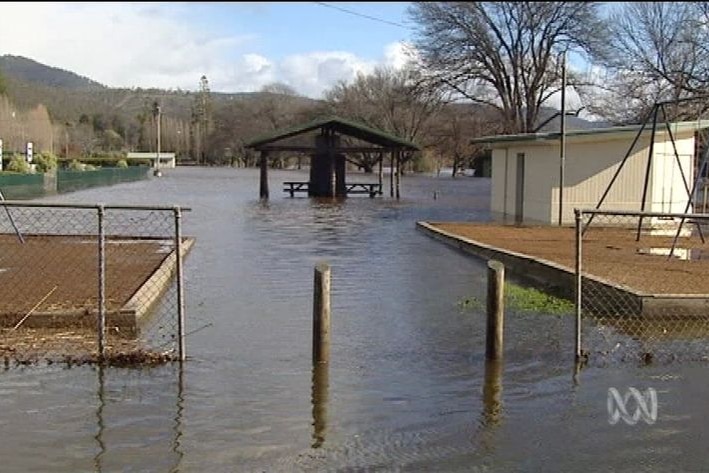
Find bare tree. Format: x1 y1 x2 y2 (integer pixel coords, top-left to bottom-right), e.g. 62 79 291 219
325 65 444 171
409 2 608 133
254 82 303 130
428 103 501 176
25 104 54 153
0 68 6 96
588 2 709 123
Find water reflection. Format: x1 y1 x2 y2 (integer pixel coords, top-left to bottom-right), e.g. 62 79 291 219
481 360 503 428
92 364 185 472
171 365 185 472
311 363 329 449
637 247 691 259
595 316 709 340
94 366 106 472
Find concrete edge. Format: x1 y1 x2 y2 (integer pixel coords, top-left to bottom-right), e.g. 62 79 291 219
121 237 195 322
417 221 709 317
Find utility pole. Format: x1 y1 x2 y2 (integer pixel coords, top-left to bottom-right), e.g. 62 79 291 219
153 101 162 177
558 51 567 226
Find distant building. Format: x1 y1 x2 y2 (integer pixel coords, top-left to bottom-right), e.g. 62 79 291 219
126 152 176 169
472 121 709 225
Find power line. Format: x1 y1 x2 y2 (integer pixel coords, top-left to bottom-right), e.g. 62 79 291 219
312 2 413 30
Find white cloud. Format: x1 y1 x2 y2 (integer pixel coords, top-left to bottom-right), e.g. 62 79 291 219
383 41 417 70
0 3 253 89
0 3 412 98
279 51 376 97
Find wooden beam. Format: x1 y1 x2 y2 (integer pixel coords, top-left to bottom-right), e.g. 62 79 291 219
254 146 404 154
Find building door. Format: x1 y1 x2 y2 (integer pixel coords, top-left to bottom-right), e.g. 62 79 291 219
515 153 525 223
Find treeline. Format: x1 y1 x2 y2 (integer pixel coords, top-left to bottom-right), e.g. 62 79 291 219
0 68 492 175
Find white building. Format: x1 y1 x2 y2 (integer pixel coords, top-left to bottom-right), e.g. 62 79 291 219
126 152 176 169
473 121 709 225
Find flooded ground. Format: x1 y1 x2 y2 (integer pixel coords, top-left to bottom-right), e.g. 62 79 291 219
0 167 707 472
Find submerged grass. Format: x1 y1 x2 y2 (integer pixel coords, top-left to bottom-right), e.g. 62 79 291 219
458 282 573 315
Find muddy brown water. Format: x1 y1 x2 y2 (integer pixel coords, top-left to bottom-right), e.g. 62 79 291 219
0 167 706 472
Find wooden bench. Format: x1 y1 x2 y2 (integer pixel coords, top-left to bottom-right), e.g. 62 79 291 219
345 183 381 198
283 181 309 197
283 182 381 198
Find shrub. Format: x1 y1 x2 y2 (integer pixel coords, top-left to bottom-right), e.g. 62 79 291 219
67 159 85 171
410 152 438 174
6 154 30 173
116 159 128 168
34 152 58 173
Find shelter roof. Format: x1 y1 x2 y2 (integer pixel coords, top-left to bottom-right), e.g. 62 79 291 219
245 116 420 152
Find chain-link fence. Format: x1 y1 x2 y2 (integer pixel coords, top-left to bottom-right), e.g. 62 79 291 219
0 202 190 366
575 209 709 364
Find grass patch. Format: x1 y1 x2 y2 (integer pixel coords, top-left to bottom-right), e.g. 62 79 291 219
458 282 573 315
505 283 573 315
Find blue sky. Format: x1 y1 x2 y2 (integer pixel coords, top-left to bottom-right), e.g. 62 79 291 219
0 2 415 98
180 2 414 60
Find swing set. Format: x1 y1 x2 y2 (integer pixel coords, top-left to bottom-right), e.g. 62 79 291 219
582 96 709 258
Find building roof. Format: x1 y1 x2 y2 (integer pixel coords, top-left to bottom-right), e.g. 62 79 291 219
126 152 176 158
244 116 420 151
532 107 612 133
471 120 709 147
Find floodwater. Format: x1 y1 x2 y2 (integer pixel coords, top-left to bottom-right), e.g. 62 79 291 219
1 167 707 472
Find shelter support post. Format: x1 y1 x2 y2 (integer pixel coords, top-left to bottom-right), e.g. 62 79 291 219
378 153 383 195
395 151 401 200
335 154 346 197
259 150 269 199
389 151 394 198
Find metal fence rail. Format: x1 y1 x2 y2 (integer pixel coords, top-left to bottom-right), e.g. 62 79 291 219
575 208 709 364
0 201 190 365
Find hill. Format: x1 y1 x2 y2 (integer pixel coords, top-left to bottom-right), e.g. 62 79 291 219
0 55 106 91
0 55 320 125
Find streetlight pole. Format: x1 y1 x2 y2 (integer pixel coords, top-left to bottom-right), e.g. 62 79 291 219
153 102 162 177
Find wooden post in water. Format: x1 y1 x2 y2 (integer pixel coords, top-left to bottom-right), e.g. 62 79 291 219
311 362 329 448
486 260 505 360
259 150 269 199
313 263 331 363
482 359 503 427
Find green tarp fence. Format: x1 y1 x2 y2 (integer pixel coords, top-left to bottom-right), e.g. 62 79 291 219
0 166 151 200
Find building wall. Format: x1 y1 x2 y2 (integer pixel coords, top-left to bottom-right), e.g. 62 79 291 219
650 133 695 213
126 152 177 169
490 130 696 225
491 148 508 216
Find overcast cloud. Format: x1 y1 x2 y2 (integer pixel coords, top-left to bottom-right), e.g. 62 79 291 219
0 3 411 97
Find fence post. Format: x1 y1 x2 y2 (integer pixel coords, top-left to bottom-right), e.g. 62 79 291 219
97 205 106 359
575 209 582 360
175 206 186 362
313 263 331 364
486 260 505 360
